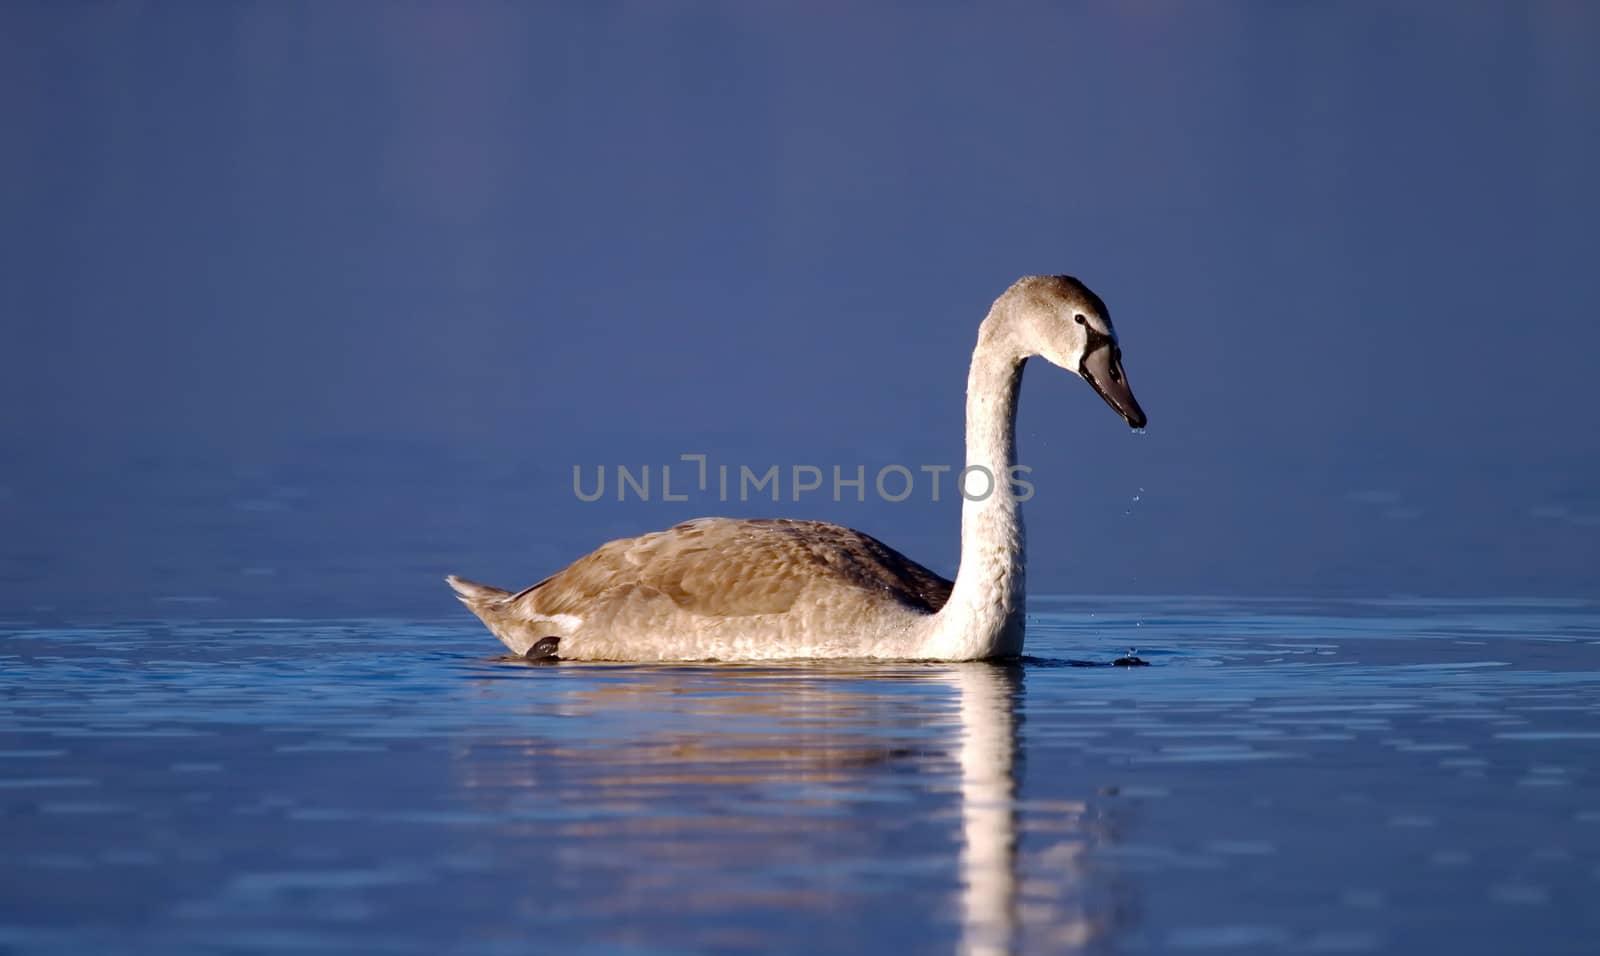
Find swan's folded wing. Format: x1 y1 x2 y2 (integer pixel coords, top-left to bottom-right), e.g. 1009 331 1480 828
503 517 951 622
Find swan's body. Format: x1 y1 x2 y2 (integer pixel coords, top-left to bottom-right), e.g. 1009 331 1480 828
448 274 1146 661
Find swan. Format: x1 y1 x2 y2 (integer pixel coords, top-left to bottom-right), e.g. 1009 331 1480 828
447 274 1146 661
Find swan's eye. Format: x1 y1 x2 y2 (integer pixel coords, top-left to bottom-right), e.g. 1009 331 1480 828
1074 314 1086 325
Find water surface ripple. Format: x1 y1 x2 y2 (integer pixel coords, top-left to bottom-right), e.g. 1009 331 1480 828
1 597 1597 954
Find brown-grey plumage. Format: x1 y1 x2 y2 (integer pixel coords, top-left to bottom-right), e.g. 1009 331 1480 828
449 517 954 660
514 518 952 617
448 274 1147 661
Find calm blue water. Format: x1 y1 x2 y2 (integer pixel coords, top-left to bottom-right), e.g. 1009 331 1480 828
2 598 1597 954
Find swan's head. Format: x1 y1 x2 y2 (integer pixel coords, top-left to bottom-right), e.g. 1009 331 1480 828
1003 274 1147 429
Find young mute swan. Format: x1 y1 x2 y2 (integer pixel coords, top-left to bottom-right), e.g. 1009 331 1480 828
447 274 1147 661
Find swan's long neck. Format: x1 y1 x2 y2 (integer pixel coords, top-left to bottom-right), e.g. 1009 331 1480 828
924 315 1028 660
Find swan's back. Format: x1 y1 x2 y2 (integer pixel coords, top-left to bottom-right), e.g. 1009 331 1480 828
458 517 952 660
524 518 953 617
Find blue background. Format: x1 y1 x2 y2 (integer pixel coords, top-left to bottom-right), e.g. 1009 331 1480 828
3 2 1596 618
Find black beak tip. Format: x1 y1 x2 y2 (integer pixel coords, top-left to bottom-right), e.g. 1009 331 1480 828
1124 409 1148 429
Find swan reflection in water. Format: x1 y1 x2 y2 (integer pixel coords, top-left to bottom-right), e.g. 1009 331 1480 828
452 661 1131 952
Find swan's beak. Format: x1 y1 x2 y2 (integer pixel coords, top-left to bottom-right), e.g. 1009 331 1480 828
1081 345 1147 429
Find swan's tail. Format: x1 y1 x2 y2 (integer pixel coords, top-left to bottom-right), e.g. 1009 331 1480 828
445 574 511 610
447 574 555 657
